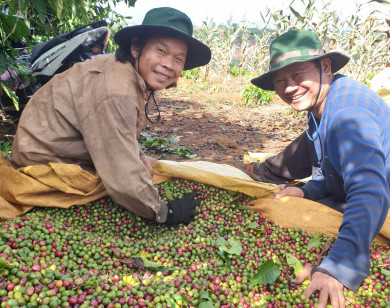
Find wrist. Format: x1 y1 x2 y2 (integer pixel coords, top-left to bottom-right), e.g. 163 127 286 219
311 266 336 280
300 187 310 199
158 200 169 223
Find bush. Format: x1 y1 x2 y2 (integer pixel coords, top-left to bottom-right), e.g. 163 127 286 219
181 68 203 81
240 84 274 106
0 141 12 159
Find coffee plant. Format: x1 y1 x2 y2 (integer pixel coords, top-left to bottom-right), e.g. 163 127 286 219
0 178 389 307
0 141 12 159
181 69 203 81
139 133 197 159
240 85 274 107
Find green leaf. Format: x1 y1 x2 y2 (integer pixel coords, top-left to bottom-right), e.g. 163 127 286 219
20 0 29 11
285 253 303 276
381 268 390 276
216 236 242 256
134 257 177 272
0 12 14 37
1 82 19 111
215 236 226 248
185 153 197 159
141 258 163 269
0 13 30 44
307 235 321 250
0 53 8 76
199 301 214 308
13 19 30 42
215 250 232 266
160 138 169 145
247 222 259 228
227 238 242 255
169 135 181 144
54 0 64 18
0 141 12 159
250 260 281 285
199 289 212 301
172 293 190 304
164 295 180 308
32 0 48 23
140 132 153 138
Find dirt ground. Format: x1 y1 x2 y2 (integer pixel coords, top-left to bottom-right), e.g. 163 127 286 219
142 78 306 165
0 77 306 166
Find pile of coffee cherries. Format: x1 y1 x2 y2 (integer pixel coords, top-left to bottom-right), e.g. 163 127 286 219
0 178 389 307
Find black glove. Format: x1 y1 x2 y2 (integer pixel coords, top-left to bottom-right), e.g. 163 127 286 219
165 192 201 225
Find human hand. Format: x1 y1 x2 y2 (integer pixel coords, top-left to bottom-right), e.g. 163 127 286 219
272 184 304 199
140 155 157 178
165 192 201 225
294 266 345 308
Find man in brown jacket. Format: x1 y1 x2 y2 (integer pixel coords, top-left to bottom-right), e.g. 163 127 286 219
9 7 211 225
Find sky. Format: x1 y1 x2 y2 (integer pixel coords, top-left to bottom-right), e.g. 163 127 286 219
114 0 390 27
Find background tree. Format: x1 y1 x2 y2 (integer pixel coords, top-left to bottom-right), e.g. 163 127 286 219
0 0 136 110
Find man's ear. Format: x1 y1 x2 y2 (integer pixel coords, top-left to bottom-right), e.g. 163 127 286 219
321 58 332 75
130 37 140 59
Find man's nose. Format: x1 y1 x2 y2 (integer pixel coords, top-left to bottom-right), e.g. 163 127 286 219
284 78 298 92
160 56 174 69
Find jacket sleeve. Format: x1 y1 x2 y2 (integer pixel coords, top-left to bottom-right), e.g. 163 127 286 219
259 132 316 184
300 169 329 200
77 76 168 223
318 107 389 291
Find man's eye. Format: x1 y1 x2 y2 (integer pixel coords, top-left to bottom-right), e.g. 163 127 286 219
158 48 166 54
292 73 302 79
176 58 184 63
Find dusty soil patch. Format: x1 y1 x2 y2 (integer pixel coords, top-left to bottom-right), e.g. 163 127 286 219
142 77 306 165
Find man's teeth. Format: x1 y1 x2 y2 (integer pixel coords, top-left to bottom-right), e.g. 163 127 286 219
291 93 305 100
156 72 168 79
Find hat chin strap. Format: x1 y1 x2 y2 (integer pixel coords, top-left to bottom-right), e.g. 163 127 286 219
132 45 162 124
306 61 322 142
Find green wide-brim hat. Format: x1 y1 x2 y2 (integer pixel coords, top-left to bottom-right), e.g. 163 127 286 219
251 30 350 91
114 7 211 70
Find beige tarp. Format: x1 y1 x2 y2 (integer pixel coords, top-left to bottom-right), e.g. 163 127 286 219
152 160 390 244
0 154 106 220
0 155 389 243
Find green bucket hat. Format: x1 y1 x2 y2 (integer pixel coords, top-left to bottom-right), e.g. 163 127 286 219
251 30 350 90
114 7 211 70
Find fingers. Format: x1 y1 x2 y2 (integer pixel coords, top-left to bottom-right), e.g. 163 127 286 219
293 266 312 284
272 190 288 200
301 274 346 308
149 157 158 165
273 187 304 199
184 192 199 201
140 155 154 178
317 288 330 308
182 193 201 211
329 290 344 308
329 282 345 308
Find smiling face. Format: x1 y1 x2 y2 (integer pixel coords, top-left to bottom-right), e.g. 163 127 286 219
272 59 333 118
131 36 188 91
